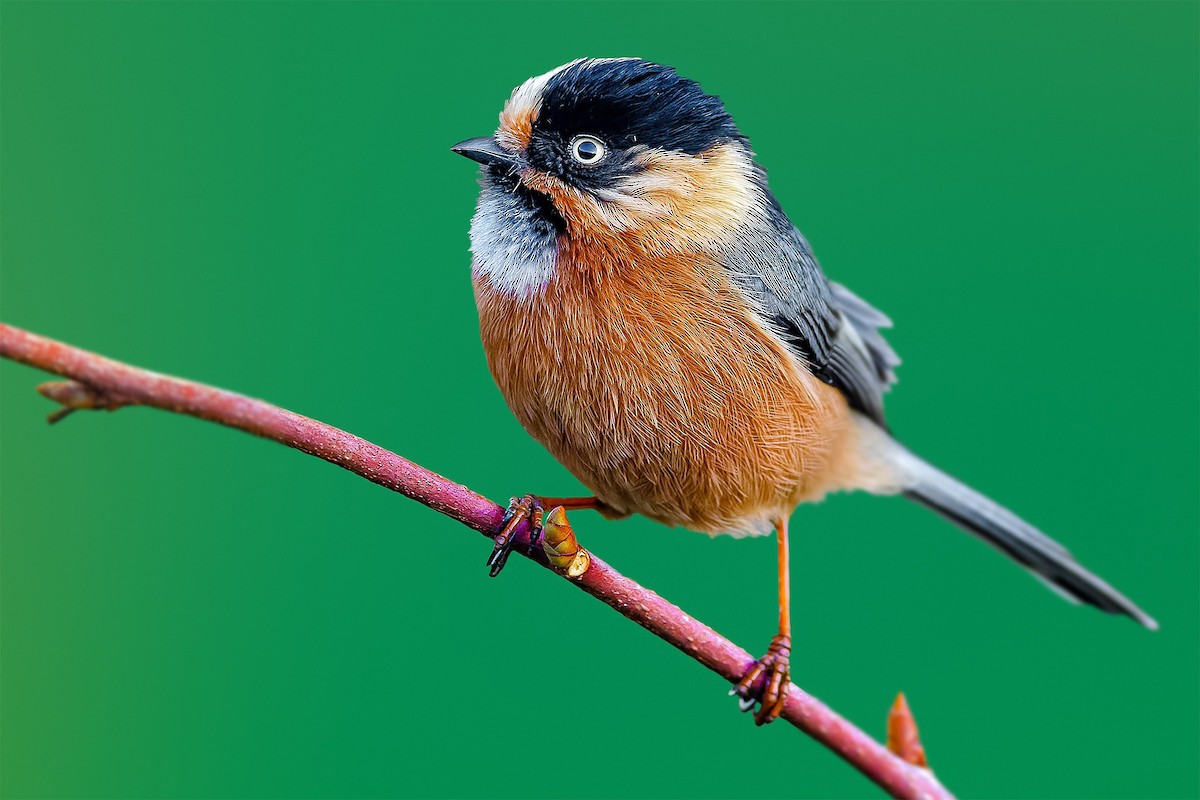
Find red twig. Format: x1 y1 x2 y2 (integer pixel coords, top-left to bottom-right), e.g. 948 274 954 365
0 322 952 800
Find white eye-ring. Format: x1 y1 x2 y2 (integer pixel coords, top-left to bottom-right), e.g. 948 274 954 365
570 135 606 165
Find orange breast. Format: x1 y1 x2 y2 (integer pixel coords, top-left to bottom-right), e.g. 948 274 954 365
475 239 856 536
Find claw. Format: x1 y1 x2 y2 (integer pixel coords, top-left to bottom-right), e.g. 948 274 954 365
487 495 544 578
527 505 545 554
733 634 791 725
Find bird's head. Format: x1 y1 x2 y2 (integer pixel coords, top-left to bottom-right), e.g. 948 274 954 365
454 58 764 254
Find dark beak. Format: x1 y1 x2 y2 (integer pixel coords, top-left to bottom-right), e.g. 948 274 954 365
451 136 518 168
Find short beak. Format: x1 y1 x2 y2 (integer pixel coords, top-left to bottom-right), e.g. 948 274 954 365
451 136 518 168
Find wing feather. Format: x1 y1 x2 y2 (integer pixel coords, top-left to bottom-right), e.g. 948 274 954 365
722 197 898 426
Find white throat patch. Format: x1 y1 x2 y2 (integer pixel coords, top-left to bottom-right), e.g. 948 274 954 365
469 177 559 298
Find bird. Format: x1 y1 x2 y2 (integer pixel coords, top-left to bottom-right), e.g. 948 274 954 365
452 58 1157 725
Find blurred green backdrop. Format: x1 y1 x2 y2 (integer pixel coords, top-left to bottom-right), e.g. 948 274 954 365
2 2 1196 798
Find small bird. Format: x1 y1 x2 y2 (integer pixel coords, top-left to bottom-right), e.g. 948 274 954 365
453 58 1156 725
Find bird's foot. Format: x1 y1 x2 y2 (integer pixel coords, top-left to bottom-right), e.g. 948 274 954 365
486 494 546 577
732 634 791 725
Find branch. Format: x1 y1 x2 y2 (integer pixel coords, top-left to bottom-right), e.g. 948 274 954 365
0 322 952 800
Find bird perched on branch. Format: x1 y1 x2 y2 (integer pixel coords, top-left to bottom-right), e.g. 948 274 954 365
453 58 1156 725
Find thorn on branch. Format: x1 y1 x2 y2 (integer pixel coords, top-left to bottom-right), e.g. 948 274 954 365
887 692 929 768
37 380 128 424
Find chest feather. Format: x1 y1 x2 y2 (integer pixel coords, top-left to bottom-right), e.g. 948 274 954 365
474 240 854 535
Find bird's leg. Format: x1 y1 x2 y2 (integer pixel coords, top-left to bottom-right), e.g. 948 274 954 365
486 495 600 577
733 515 792 725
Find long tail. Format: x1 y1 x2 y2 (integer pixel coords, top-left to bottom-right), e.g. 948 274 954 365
873 432 1158 630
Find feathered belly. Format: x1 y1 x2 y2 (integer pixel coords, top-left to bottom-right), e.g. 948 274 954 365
474 264 855 537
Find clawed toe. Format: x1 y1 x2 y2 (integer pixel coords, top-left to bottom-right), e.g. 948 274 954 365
733 634 791 725
486 495 545 577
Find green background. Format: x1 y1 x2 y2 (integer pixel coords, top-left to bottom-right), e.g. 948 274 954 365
2 2 1196 798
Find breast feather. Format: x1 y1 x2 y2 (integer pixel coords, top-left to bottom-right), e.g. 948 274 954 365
474 244 856 536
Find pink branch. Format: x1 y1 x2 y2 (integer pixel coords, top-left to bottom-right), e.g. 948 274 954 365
0 322 951 800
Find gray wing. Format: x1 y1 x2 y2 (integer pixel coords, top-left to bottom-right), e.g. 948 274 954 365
723 212 899 427
824 279 900 425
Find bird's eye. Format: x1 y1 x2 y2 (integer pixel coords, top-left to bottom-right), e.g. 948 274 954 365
570 135 606 165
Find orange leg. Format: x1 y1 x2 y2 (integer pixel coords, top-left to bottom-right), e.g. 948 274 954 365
539 496 602 511
487 495 601 577
733 515 792 725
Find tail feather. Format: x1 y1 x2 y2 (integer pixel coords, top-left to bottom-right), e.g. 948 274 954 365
894 446 1158 630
